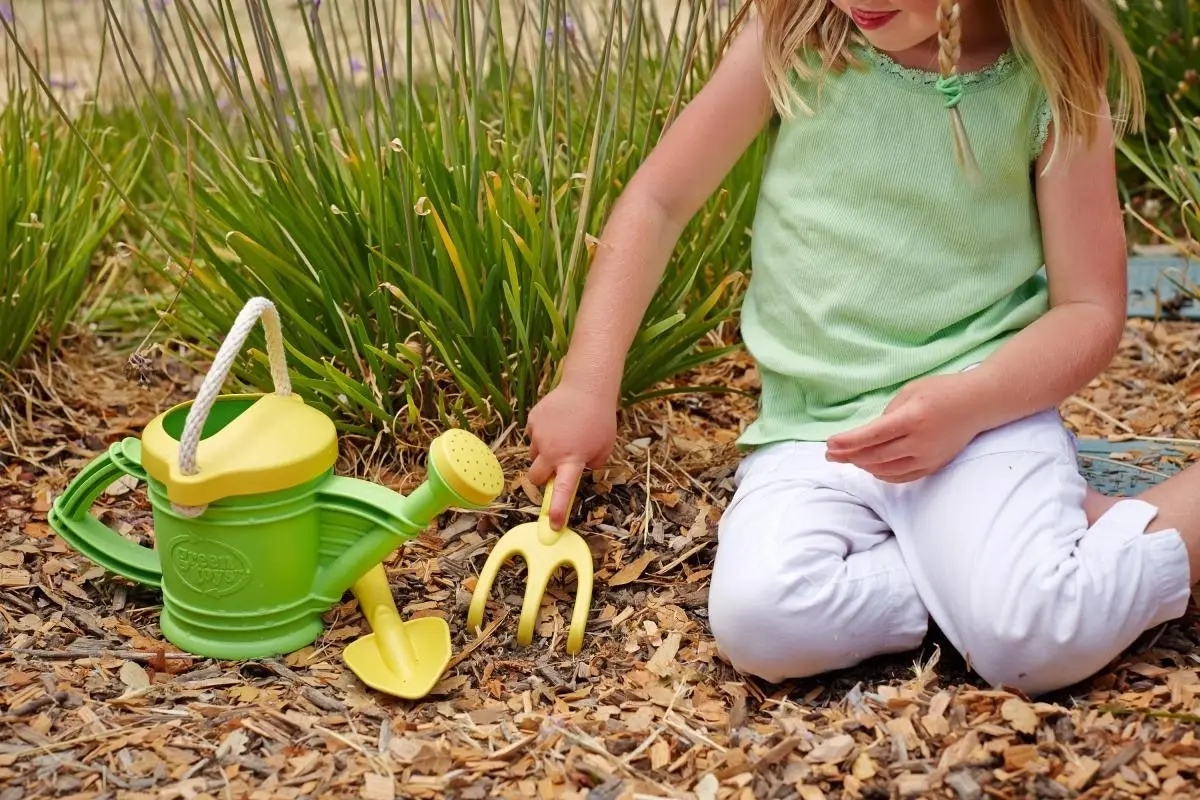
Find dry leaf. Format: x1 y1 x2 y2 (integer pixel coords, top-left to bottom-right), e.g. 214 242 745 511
1001 697 1039 735
230 686 261 702
118 661 150 691
608 551 657 587
797 786 826 800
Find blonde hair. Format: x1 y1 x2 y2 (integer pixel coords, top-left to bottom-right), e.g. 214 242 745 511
724 0 1145 171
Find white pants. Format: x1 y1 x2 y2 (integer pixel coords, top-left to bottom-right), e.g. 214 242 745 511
709 409 1192 696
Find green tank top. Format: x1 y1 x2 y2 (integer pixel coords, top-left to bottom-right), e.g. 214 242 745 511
737 44 1054 447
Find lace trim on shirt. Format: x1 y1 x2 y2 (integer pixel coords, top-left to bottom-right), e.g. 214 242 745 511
858 45 1020 93
1032 96 1054 159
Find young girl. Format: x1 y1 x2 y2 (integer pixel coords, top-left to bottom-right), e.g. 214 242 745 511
524 0 1200 696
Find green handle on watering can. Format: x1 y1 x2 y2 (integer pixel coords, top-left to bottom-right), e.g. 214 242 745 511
48 438 163 587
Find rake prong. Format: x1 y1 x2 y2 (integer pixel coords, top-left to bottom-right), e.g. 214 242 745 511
516 552 564 646
566 556 593 656
466 538 517 634
515 568 545 646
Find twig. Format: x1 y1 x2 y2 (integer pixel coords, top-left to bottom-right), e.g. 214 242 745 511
663 712 726 753
1111 434 1200 448
62 607 114 639
312 725 393 777
488 732 537 761
0 724 143 762
655 458 720 506
2 647 191 664
4 691 70 718
447 607 509 671
655 542 709 576
261 658 318 686
302 687 347 713
1097 706 1200 723
554 720 681 797
620 726 663 766
640 444 654 546
1066 396 1135 434
1078 455 1171 480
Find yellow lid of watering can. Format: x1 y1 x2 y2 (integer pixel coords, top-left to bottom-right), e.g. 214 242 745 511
141 393 339 507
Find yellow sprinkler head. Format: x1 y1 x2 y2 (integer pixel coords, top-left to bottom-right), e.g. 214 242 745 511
428 429 506 509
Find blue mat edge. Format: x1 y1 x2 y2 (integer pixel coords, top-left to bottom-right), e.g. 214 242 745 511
1075 437 1197 493
1126 253 1200 320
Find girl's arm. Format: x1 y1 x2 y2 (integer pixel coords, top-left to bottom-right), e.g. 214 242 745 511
826 103 1128 480
527 16 776 525
955 103 1128 431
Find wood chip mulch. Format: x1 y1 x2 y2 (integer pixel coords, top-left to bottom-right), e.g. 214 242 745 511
3 319 1200 800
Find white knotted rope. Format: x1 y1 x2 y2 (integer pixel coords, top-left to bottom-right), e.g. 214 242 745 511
172 297 292 517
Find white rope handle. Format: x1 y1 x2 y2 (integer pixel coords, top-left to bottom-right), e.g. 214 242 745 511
172 297 291 517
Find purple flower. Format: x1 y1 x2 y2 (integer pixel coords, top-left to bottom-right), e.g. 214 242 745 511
349 57 364 74
545 14 577 44
0 3 14 24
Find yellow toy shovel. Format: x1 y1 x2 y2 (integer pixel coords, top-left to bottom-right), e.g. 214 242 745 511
342 564 451 699
466 478 594 654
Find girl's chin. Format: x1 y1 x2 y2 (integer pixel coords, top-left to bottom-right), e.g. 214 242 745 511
856 28 938 58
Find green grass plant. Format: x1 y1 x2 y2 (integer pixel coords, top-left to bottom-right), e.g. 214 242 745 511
0 35 145 367
95 0 766 436
1116 0 1198 196
1122 105 1200 255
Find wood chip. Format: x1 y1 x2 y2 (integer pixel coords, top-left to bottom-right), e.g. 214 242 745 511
363 773 396 800
807 734 856 764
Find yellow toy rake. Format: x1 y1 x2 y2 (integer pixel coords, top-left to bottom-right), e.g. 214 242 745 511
466 478 594 654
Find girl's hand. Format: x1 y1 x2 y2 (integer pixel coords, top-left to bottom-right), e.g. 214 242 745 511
525 382 618 528
825 373 986 483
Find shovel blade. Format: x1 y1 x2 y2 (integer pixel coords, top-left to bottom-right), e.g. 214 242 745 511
343 617 452 700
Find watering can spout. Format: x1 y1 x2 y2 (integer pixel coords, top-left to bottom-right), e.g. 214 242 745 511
312 429 505 603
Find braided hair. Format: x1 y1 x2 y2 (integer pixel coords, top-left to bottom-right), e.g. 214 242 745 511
936 0 980 177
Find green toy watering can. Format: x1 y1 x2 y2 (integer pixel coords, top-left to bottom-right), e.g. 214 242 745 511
48 298 505 661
